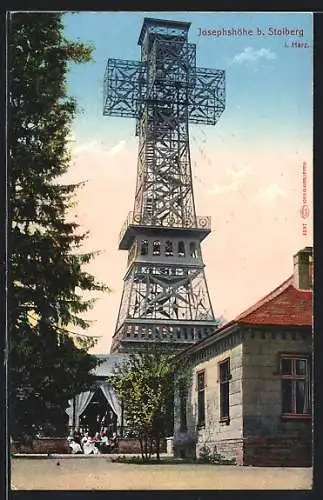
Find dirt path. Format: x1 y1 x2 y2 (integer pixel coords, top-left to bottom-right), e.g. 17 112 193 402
11 457 312 490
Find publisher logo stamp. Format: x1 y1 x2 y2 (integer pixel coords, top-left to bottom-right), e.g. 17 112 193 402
300 161 310 236
300 204 310 219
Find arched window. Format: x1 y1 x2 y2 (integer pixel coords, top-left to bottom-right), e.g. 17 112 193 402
189 242 197 258
178 241 185 257
141 240 149 255
153 240 160 256
165 240 173 256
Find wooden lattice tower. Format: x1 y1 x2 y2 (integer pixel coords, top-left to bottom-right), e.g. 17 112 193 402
103 18 225 353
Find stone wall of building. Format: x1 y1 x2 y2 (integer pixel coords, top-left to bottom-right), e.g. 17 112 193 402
117 438 166 454
173 331 244 464
243 436 312 467
11 438 69 454
242 327 312 466
173 367 198 459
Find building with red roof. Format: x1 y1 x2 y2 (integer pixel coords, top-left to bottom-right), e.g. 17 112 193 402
173 247 313 466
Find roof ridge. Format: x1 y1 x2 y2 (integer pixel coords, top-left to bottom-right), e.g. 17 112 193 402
235 275 294 321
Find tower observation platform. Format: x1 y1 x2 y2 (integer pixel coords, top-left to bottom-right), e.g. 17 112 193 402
103 18 226 353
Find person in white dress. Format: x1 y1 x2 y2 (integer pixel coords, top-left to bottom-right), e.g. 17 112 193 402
82 433 100 455
67 437 83 454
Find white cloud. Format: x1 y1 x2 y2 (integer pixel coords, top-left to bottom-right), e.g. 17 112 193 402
232 47 276 64
254 183 286 204
210 180 239 195
73 140 98 155
226 165 253 181
72 139 126 157
210 165 253 196
108 140 126 157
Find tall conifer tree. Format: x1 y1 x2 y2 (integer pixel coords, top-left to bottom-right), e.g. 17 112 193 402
8 12 107 439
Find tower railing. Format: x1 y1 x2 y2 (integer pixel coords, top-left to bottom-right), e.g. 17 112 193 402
119 211 211 246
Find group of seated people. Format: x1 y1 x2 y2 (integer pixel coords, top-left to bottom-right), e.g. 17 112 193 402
67 426 119 455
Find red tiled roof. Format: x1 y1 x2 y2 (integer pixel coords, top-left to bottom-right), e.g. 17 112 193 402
175 275 312 360
234 275 312 326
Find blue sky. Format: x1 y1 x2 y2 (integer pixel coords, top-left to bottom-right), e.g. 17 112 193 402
61 12 313 352
63 11 313 149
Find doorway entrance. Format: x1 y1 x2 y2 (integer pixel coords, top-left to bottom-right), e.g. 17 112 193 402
79 388 117 436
